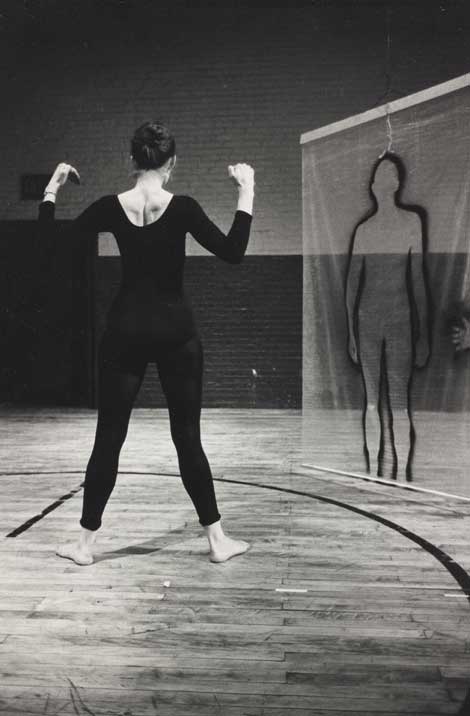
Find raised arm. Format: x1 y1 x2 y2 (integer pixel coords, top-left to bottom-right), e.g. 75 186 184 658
187 163 254 264
38 162 108 235
345 226 364 364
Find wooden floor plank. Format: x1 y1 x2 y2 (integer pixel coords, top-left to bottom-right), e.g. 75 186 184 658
0 408 469 714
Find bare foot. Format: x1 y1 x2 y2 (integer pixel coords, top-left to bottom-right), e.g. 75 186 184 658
209 537 250 563
56 542 94 566
56 526 97 565
56 528 96 566
56 542 93 565
204 519 250 563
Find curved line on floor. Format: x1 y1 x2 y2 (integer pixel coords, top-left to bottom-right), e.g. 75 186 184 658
213 474 470 716
5 469 470 714
214 476 470 599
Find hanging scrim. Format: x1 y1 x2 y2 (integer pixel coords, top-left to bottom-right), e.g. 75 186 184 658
301 74 470 498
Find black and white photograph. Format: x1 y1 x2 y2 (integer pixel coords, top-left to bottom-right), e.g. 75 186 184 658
1 1 470 714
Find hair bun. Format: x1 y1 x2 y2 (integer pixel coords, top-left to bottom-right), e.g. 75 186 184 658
131 121 176 171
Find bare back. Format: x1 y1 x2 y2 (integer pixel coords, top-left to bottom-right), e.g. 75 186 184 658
117 187 174 228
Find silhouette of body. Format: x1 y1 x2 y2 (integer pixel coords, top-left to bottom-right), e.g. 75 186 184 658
345 154 430 481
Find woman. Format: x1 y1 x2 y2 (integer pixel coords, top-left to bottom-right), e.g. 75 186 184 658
345 153 430 481
39 121 254 565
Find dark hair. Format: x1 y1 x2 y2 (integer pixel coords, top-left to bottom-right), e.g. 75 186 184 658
131 121 176 170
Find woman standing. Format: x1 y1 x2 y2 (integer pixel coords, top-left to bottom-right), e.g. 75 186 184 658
39 121 254 565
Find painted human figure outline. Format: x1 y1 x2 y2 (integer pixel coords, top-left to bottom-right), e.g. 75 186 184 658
345 153 431 481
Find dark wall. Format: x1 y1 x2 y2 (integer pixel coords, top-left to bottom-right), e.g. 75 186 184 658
2 3 470 239
0 221 93 405
1 2 470 406
0 221 301 408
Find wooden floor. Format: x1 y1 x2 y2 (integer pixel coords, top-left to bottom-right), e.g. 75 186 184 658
302 409 470 498
1 408 470 715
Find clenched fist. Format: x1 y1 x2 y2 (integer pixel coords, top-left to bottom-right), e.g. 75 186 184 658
228 163 255 192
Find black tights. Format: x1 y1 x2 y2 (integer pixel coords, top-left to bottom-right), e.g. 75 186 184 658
80 335 221 531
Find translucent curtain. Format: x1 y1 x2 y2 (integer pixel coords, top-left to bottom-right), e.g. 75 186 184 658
302 82 470 497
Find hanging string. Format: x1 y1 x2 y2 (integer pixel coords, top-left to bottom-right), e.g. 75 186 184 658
379 110 394 158
375 6 399 158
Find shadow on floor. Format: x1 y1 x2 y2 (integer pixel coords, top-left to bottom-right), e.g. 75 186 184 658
92 522 205 563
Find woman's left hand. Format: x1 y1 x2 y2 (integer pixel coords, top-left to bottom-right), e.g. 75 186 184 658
46 162 81 194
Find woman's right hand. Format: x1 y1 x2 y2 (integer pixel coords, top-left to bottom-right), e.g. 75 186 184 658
452 317 470 352
45 162 80 194
228 163 255 193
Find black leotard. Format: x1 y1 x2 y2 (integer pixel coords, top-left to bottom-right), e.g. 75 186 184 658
39 195 252 359
38 195 252 530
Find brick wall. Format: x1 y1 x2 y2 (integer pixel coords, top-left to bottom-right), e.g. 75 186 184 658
2 4 470 238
